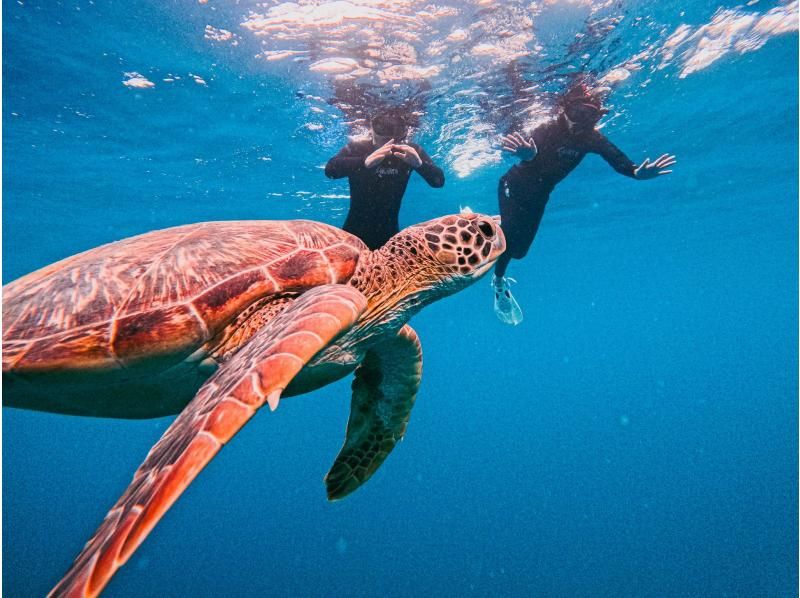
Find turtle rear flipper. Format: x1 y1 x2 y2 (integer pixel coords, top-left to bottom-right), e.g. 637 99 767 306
49 284 367 598
325 324 422 501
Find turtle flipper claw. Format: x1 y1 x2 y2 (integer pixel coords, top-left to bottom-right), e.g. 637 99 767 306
492 276 523 325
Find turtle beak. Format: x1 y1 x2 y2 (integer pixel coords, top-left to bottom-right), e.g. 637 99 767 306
487 216 505 257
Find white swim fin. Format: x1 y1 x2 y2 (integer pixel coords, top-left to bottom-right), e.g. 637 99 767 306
492 276 523 325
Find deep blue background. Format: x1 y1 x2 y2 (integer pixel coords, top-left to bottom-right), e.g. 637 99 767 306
3 1 797 596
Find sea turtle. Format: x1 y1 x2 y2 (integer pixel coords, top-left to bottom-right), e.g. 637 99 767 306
2 212 505 597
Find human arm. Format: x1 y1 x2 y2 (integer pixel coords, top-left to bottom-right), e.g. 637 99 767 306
325 142 368 179
395 143 445 188
633 154 676 180
591 133 638 178
364 139 397 169
501 131 538 161
593 133 677 180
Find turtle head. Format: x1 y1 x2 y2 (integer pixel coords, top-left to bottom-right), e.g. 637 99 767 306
352 212 505 322
403 212 506 284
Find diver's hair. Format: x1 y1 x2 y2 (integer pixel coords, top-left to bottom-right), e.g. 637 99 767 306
371 114 408 139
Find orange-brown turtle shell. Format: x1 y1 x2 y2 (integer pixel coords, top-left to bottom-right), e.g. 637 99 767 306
3 220 367 375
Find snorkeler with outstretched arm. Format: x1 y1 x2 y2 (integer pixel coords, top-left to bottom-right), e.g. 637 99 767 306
492 85 676 325
325 114 445 250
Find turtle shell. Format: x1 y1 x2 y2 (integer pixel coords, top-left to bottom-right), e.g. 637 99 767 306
3 220 366 376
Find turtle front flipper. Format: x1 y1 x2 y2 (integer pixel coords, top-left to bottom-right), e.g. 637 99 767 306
325 324 422 501
49 284 366 598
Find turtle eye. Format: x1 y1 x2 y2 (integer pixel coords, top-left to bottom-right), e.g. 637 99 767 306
477 220 495 239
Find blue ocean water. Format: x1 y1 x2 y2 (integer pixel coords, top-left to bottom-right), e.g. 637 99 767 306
3 0 798 596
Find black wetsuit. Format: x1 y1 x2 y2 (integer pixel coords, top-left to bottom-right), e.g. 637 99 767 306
325 139 445 249
498 116 636 269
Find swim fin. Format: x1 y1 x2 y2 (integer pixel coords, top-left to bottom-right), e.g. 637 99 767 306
492 276 523 325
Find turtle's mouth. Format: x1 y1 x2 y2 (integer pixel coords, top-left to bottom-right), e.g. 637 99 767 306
473 259 497 278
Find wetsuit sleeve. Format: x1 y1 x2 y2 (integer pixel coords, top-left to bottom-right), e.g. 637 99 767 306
325 143 365 179
411 144 445 188
591 133 637 178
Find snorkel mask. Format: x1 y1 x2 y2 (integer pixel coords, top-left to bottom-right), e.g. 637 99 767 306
371 114 408 141
559 83 609 131
564 101 606 127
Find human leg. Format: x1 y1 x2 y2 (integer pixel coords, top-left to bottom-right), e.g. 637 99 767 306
494 251 512 278
492 180 548 324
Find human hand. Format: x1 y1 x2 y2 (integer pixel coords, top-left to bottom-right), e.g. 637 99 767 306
364 139 395 169
391 144 422 168
501 132 538 161
634 154 676 179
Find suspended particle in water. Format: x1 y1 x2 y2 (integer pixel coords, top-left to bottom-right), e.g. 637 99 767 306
336 537 347 555
135 556 150 570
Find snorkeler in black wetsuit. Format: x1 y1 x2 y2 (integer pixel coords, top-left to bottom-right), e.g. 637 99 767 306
492 85 676 325
325 114 445 250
